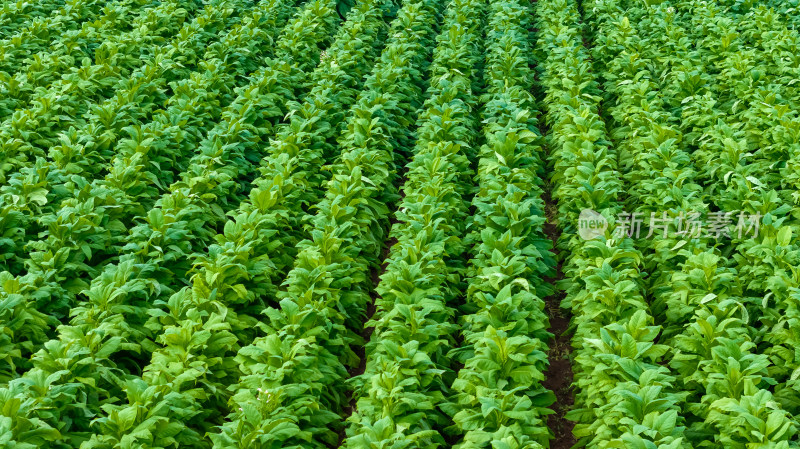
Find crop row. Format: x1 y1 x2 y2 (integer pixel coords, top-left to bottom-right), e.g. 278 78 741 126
81 0 406 446
562 0 800 446
210 0 444 445
0 0 341 445
342 0 485 445
535 0 691 447
0 0 305 378
593 0 797 446
694 3 800 418
7 0 800 447
444 0 555 446
661 1 800 444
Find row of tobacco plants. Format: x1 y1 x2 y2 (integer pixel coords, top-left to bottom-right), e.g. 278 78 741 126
5 0 800 447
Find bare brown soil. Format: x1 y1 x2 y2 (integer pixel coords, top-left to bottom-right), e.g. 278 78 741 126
541 189 576 449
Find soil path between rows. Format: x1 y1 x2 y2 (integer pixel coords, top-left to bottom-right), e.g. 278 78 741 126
541 189 576 449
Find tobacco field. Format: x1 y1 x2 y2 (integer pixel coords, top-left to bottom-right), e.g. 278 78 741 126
2 0 800 447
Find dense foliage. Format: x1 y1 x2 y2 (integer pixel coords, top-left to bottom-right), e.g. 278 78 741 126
2 0 799 447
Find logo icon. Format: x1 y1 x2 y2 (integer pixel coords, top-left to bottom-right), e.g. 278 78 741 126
578 209 607 240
